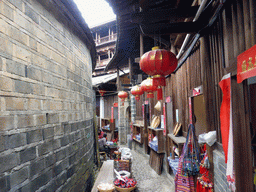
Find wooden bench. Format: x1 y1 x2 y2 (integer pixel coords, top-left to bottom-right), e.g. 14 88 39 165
91 160 114 192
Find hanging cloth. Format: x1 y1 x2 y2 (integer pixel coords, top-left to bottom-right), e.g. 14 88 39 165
219 73 235 191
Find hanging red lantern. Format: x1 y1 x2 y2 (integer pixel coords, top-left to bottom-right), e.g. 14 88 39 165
140 47 178 100
131 85 144 101
140 77 157 98
118 91 128 105
99 90 106 97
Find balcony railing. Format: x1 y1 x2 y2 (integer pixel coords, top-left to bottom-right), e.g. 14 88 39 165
95 34 117 46
96 58 112 68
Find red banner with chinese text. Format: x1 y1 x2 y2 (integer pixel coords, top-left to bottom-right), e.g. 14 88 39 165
111 107 114 123
237 44 256 83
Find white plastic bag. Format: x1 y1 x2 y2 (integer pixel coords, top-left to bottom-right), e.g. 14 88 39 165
204 131 217 146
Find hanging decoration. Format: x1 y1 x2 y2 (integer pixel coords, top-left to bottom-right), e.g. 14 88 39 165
139 46 178 100
140 77 157 98
219 73 235 191
118 91 128 105
131 85 144 101
98 90 106 97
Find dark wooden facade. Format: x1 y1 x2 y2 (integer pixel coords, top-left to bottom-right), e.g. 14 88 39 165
133 1 255 191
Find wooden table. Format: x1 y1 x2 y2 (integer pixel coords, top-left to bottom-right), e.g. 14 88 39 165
91 160 114 192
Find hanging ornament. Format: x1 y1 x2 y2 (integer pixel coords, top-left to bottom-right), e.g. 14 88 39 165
99 90 106 97
131 85 144 101
140 46 178 100
118 91 128 105
140 77 157 98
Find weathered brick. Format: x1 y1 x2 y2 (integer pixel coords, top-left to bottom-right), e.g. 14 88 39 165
0 116 15 131
45 153 55 168
28 99 41 111
27 66 42 81
53 138 61 150
38 140 53 156
8 0 23 11
17 114 35 128
5 133 26 149
54 125 63 136
0 135 4 152
30 158 45 177
5 97 25 111
0 1 14 21
29 37 37 51
25 3 39 24
0 34 13 59
6 59 26 77
14 45 31 62
0 175 10 191
20 146 37 164
55 148 66 162
71 122 78 132
53 158 69 176
33 83 45 96
0 76 14 92
15 80 33 94
60 135 69 147
10 166 29 188
22 169 52 192
46 113 59 124
55 170 67 187
63 123 71 134
43 127 54 140
0 152 19 173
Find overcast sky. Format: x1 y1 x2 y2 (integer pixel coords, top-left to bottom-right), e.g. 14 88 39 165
73 0 116 28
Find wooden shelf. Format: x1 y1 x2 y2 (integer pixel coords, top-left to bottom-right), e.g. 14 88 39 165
132 124 143 144
148 126 164 153
167 133 186 159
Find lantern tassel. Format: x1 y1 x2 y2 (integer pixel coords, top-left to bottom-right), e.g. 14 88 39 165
157 87 163 100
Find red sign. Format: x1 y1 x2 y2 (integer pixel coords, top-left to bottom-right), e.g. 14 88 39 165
111 107 114 123
193 86 202 96
113 102 118 107
237 44 256 83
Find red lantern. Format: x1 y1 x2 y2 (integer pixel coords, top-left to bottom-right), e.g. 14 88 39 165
140 47 178 100
140 77 157 98
99 90 106 97
131 85 143 101
118 91 128 105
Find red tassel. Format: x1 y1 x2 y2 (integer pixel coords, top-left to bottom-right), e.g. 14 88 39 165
157 87 163 100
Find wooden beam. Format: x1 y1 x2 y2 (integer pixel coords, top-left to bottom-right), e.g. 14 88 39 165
131 6 199 24
140 21 201 35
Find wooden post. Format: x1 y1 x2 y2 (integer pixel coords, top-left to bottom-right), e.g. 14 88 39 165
140 34 144 57
117 68 120 91
200 35 216 181
129 57 133 84
231 76 253 192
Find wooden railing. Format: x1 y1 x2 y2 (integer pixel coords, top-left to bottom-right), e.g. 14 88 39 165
95 34 117 45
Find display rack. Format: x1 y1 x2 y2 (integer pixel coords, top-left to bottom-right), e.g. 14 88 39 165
148 126 164 153
132 124 144 144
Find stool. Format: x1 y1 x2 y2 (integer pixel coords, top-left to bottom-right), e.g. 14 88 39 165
99 152 106 161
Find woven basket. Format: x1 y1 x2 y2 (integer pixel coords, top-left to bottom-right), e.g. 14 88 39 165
115 185 136 192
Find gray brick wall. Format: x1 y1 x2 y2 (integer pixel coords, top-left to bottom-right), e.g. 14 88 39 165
0 0 95 191
213 149 232 192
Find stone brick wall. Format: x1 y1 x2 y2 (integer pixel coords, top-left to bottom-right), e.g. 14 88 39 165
0 0 96 191
213 150 232 192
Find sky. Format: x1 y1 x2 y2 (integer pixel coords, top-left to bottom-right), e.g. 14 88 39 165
73 0 116 28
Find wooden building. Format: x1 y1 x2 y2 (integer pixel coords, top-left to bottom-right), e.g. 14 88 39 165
106 0 256 191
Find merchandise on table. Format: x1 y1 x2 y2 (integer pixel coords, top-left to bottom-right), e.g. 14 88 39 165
97 183 115 192
168 154 179 175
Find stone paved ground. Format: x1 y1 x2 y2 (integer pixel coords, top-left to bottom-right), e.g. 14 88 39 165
129 149 175 192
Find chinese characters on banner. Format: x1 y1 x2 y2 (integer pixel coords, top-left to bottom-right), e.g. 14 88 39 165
237 44 256 83
163 103 166 136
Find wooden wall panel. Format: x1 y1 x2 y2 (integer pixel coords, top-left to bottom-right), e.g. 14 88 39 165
104 95 118 118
